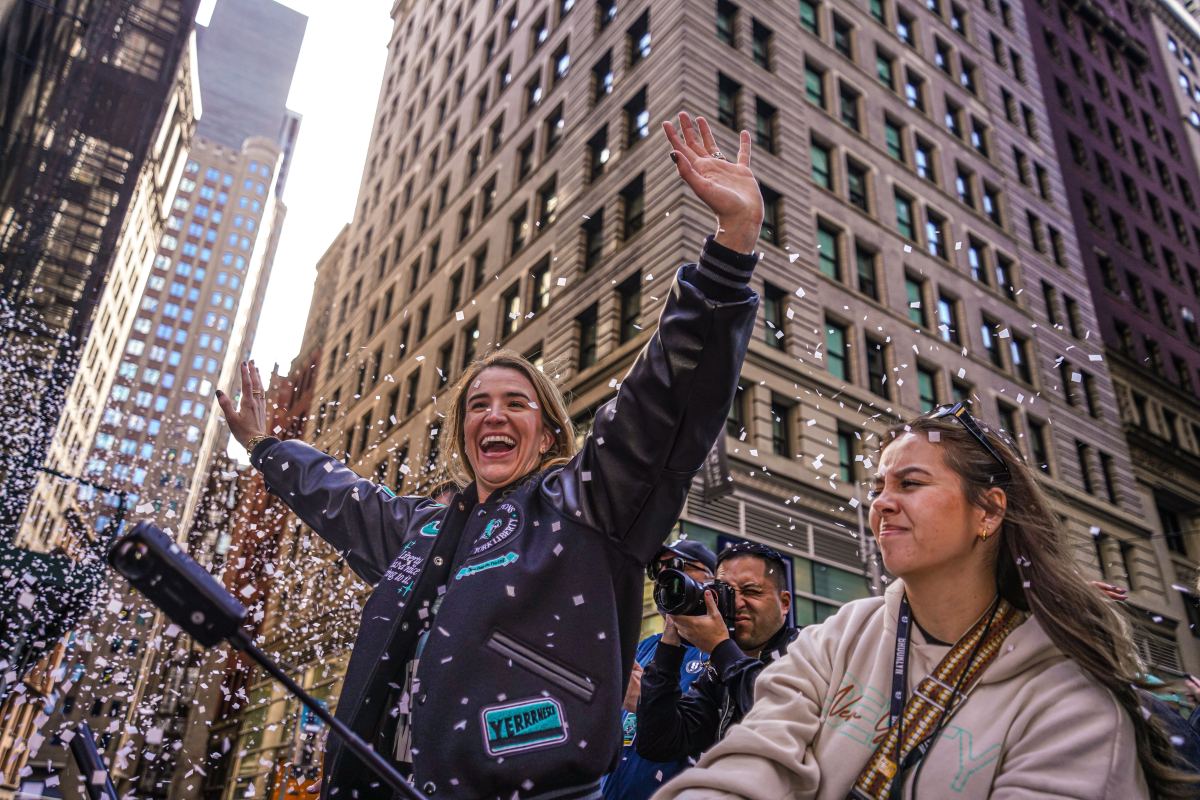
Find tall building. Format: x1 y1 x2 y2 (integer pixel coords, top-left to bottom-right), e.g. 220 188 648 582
8 1 307 795
1024 0 1200 673
0 14 201 797
183 1 1198 795
0 0 203 538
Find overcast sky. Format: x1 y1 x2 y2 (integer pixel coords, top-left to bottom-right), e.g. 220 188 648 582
197 0 392 376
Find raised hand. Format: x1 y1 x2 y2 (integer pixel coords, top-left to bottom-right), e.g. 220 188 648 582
663 112 764 254
215 360 268 449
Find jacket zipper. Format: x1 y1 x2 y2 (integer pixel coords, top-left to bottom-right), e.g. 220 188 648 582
486 631 595 702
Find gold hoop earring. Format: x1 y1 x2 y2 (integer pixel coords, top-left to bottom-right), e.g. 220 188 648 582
979 526 991 541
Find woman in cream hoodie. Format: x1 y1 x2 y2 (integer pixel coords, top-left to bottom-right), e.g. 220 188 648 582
656 404 1195 799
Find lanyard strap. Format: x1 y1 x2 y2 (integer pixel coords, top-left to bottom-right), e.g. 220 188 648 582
889 595 914 731
849 593 1020 800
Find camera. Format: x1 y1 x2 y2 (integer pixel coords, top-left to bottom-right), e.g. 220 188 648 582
653 569 736 626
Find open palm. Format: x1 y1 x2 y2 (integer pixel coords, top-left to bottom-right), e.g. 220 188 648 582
663 112 763 253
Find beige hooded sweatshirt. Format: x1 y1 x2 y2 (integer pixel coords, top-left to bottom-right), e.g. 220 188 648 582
654 580 1148 800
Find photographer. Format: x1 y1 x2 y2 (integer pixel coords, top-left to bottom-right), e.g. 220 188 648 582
635 542 797 764
602 541 717 800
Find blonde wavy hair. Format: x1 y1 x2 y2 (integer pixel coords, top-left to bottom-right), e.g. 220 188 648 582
438 350 577 490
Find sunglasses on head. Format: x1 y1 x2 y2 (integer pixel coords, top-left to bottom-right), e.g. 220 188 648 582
927 402 1012 486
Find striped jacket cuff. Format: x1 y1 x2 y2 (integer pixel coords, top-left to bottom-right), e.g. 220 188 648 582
693 236 759 300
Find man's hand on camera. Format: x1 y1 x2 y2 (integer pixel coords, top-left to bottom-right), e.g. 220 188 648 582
666 591 730 655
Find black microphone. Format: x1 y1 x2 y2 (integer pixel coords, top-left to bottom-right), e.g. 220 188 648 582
67 722 118 800
107 521 427 800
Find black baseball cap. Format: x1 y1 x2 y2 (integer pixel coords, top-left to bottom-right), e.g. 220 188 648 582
654 539 718 574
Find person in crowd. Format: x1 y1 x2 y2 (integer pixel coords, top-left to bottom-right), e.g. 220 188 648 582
216 112 765 799
636 542 796 765
601 540 717 800
654 403 1199 799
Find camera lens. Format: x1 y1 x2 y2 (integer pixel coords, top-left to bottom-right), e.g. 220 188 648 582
653 568 706 616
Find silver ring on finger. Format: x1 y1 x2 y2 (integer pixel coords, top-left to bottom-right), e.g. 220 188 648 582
711 150 724 159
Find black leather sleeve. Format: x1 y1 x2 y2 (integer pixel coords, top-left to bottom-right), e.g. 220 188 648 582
545 237 760 565
635 642 722 762
251 438 427 585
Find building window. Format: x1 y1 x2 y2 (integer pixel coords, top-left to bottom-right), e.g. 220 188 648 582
628 10 651 66
914 136 936 181
510 206 529 255
917 365 938 412
846 158 870 212
716 0 738 46
755 97 778 152
980 316 1003 367
537 176 559 231
1010 334 1033 384
624 88 650 146
588 126 610 181
866 336 889 398
937 293 960 343
770 397 793 456
826 319 849 380
1028 417 1050 474
805 60 826 107
501 281 520 338
621 174 645 238
885 116 905 161
582 209 605 270
855 243 878 300
544 105 566 153
577 305 599 368
530 258 551 314
925 208 947 259
593 51 614 102
763 282 786 348
839 82 861 132
1076 440 1095 495
597 0 617 30
719 73 743 127
894 191 916 240
816 221 841 279
752 19 773 70
761 186 781 244
799 0 820 35
618 272 641 342
810 139 832 189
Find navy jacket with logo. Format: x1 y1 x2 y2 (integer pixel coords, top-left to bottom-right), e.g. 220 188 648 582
250 239 759 799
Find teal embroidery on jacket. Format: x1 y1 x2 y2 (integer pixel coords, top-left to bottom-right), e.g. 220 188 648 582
481 696 567 756
455 551 519 580
942 725 1001 792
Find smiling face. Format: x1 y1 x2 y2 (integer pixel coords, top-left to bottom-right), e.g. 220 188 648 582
869 432 997 582
716 556 790 654
463 367 554 502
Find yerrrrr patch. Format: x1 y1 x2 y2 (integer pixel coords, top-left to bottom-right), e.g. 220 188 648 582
481 697 568 756
469 501 522 558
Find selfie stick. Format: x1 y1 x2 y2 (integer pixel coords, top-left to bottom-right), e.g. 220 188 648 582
107 521 428 800
68 722 118 800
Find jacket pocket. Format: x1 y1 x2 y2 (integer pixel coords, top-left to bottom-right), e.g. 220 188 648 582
486 630 596 703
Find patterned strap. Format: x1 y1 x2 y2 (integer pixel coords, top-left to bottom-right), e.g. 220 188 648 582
849 598 1024 800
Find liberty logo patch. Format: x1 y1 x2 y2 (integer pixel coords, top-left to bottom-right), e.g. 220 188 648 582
481 697 568 756
455 551 519 580
419 520 441 537
469 502 522 557
621 711 637 747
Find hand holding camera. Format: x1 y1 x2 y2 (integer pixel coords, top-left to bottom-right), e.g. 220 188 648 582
666 591 731 655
